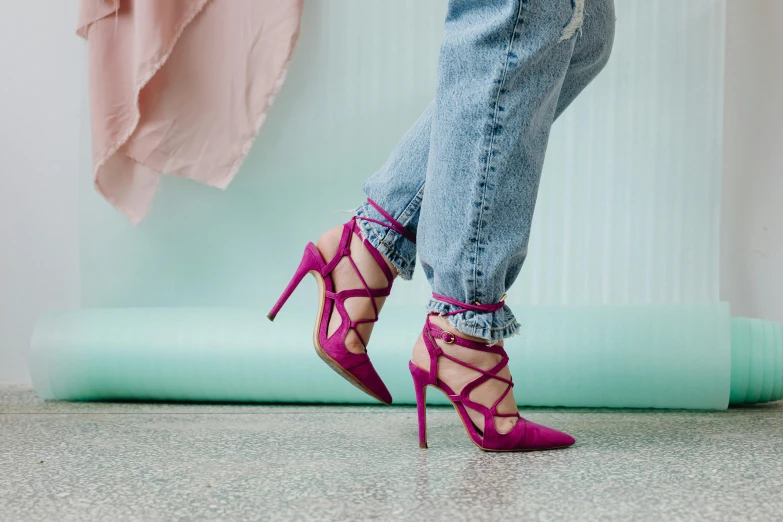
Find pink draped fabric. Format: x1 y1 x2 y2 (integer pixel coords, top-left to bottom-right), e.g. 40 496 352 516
77 0 303 223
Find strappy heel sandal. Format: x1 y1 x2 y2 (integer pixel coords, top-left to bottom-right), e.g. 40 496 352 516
268 199 416 404
409 295 575 451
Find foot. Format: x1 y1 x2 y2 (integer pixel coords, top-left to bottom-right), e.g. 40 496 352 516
316 224 398 355
412 315 519 435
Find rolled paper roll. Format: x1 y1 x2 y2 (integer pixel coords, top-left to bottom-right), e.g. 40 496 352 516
29 303 758 410
729 318 783 405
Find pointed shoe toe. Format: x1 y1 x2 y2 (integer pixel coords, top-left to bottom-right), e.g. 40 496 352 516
349 360 393 405
520 419 575 450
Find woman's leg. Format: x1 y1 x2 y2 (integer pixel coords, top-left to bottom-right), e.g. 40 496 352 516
419 0 614 340
356 0 614 286
409 0 614 434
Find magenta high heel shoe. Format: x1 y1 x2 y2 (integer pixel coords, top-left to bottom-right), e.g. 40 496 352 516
410 295 576 451
268 199 416 405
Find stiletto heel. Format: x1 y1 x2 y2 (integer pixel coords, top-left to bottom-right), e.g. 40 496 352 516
408 295 576 452
267 245 318 321
409 361 429 448
267 199 416 405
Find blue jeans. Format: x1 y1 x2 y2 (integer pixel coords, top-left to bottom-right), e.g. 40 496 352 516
355 0 615 341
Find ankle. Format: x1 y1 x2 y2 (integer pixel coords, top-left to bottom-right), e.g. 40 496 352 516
315 225 345 261
354 227 399 280
412 314 518 435
377 249 398 279
411 314 504 372
318 225 399 280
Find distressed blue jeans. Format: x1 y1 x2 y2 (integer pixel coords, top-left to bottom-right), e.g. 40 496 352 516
355 0 615 341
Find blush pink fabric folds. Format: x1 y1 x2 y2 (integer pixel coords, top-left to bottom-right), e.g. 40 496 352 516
77 0 303 223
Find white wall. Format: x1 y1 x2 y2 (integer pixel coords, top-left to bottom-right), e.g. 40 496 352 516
720 0 783 322
0 3 82 384
0 1 780 385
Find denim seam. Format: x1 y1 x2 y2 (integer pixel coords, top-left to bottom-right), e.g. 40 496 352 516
377 182 425 246
471 0 525 304
399 182 425 226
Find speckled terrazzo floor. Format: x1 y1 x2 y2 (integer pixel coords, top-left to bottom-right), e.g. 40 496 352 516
1 388 782 521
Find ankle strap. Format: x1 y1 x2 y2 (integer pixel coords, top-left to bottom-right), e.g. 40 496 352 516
431 292 506 316
425 316 507 355
355 198 417 244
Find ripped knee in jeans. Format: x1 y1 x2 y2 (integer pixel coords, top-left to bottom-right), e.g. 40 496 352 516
560 0 585 41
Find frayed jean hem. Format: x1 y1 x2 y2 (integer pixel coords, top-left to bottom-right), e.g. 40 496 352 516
354 204 417 280
425 298 520 342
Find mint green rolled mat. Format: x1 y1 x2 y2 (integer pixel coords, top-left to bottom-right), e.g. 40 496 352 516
32 303 774 410
730 318 783 405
